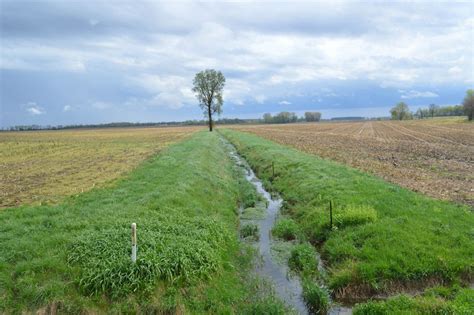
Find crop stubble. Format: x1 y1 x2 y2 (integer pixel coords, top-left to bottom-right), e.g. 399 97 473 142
0 126 202 208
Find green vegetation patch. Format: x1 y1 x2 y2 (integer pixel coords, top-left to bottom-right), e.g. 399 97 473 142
240 223 260 241
0 131 286 313
241 205 266 220
68 216 230 298
353 286 474 314
302 280 330 314
221 129 474 300
333 204 377 229
272 218 300 241
288 243 318 274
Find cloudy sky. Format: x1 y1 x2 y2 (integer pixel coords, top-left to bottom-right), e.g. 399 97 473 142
1 0 473 127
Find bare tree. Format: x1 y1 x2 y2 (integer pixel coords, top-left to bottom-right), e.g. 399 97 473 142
304 112 322 122
192 69 226 131
429 104 438 118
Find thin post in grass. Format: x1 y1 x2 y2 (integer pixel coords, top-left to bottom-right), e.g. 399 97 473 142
329 201 333 230
131 223 137 263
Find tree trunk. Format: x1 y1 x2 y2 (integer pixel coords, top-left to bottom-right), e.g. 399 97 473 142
208 104 213 131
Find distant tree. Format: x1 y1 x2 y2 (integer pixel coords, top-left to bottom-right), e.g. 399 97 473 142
274 111 297 123
263 113 273 123
192 69 226 131
390 102 412 120
415 108 423 119
263 112 298 123
436 105 464 117
462 89 474 121
304 111 322 122
429 104 438 118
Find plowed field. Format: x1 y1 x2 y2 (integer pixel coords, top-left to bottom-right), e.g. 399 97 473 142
229 119 474 206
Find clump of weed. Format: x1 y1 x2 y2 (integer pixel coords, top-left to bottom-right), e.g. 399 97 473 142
333 205 377 228
272 218 300 241
240 223 259 241
353 286 474 314
239 177 259 208
353 294 450 314
288 243 318 274
241 206 266 220
303 280 330 314
67 216 230 298
240 296 288 315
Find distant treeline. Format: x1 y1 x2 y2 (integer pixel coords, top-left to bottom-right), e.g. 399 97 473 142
2 118 259 132
390 103 467 121
391 89 473 121
415 104 464 119
262 111 322 124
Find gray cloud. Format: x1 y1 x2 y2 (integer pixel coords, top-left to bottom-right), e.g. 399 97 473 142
1 0 473 127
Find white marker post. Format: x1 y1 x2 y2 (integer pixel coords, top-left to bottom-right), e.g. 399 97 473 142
131 223 137 263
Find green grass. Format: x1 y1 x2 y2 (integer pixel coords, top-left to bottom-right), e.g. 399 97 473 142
302 280 330 314
288 243 318 274
221 129 474 302
272 218 300 241
240 223 260 241
353 286 474 314
0 131 286 313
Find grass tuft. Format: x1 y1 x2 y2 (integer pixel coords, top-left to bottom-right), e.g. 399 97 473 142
353 286 474 314
240 223 260 241
332 204 377 229
272 218 300 241
288 243 318 274
302 280 330 314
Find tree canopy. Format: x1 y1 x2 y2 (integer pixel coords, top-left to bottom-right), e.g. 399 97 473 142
262 112 298 124
304 112 322 122
192 69 225 131
462 89 473 121
390 102 412 120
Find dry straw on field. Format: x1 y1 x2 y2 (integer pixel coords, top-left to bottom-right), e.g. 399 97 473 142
0 126 202 208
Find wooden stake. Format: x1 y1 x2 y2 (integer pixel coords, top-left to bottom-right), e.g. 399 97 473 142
131 223 137 263
329 201 333 230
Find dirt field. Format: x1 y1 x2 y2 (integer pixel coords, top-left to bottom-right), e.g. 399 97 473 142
228 118 474 207
0 126 202 208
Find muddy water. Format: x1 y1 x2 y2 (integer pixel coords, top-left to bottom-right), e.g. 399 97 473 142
222 137 352 315
224 139 308 314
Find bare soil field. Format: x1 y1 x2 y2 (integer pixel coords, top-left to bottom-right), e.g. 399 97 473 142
0 126 202 208
228 118 474 207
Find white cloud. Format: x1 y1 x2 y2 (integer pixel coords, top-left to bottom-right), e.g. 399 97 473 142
279 100 291 105
63 105 72 111
255 94 266 104
1 1 473 124
130 74 195 109
25 102 45 115
399 90 439 99
88 19 99 26
91 101 112 110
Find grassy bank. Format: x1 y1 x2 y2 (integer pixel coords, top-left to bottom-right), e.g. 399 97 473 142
221 129 473 307
0 131 285 313
353 285 473 314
